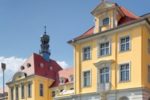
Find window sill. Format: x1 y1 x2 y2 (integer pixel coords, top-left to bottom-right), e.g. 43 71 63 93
82 85 91 88
119 80 130 83
98 54 111 58
82 59 91 62
119 49 131 53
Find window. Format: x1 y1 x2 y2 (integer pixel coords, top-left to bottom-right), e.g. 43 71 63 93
148 39 150 53
11 87 14 100
148 65 150 82
21 84 24 99
59 78 65 84
52 91 55 97
40 84 44 96
100 67 110 84
120 63 130 82
83 46 91 60
99 42 110 56
103 17 109 25
16 86 19 100
28 83 32 98
69 75 74 82
83 71 91 87
120 36 130 52
27 63 31 67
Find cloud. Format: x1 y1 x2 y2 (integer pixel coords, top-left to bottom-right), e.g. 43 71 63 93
0 56 26 83
57 61 70 69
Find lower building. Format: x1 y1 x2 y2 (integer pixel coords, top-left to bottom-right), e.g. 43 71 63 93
6 32 74 100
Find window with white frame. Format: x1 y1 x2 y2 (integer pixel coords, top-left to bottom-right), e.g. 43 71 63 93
15 86 19 100
120 63 130 82
11 87 14 100
102 17 110 26
99 42 110 56
21 84 25 99
69 75 74 82
83 46 91 60
148 65 150 82
59 77 65 84
120 36 130 52
39 83 44 96
28 82 32 98
83 71 91 87
100 67 110 84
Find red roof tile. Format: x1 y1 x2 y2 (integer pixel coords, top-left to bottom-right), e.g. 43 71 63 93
74 26 94 40
58 68 74 79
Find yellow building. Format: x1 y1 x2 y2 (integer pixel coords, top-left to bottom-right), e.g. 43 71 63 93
69 1 150 100
6 32 74 100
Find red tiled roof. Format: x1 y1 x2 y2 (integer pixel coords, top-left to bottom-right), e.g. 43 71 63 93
118 6 139 25
72 5 139 41
58 68 74 79
74 26 94 40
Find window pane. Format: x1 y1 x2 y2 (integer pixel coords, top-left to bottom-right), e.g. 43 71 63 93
120 36 130 52
100 42 110 56
83 47 91 60
100 67 109 83
120 63 130 81
103 18 109 25
83 71 90 87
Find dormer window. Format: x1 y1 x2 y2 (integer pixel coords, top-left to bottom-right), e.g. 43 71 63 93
103 17 109 26
59 77 65 84
69 75 74 82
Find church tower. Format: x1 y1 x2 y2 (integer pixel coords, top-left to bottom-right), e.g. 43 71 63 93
39 26 51 61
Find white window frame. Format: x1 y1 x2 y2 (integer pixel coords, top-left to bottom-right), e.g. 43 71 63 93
100 66 110 84
82 70 91 87
102 17 110 26
119 35 131 52
119 62 131 82
99 41 111 57
82 46 91 61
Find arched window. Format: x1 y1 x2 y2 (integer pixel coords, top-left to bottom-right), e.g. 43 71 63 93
119 96 129 100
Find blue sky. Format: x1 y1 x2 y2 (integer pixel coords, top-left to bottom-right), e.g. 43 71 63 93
0 0 149 88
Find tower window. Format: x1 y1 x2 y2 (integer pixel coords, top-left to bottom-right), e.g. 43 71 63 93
103 17 109 25
27 63 31 68
21 66 25 70
39 83 44 96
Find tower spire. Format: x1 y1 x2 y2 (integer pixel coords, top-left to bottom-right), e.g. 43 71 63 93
39 26 51 61
44 25 47 34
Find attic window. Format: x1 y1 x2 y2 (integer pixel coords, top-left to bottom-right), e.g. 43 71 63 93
103 17 109 26
27 63 31 68
21 66 25 70
59 78 65 84
69 75 74 82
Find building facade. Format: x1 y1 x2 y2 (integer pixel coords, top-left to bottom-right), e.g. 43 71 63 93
69 1 150 100
6 32 74 100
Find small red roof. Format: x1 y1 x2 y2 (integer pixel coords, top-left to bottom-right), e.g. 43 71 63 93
58 68 74 79
72 5 139 41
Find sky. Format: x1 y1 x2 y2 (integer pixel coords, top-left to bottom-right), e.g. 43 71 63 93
0 0 149 88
